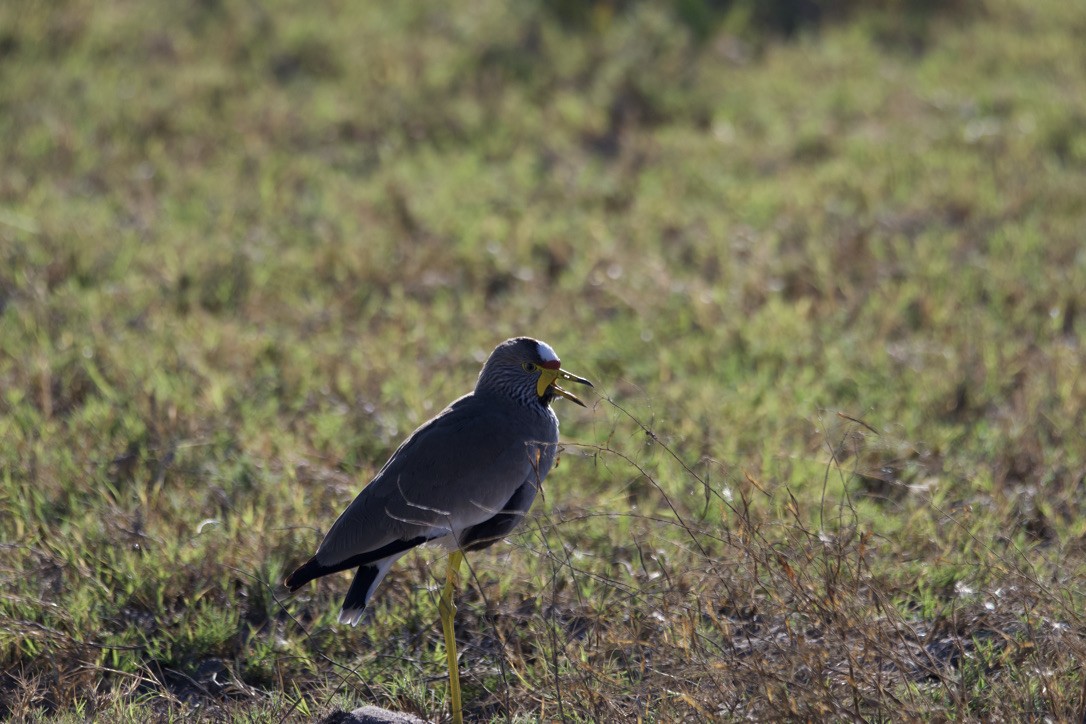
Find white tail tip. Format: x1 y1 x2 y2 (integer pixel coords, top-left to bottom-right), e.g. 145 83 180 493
338 608 364 626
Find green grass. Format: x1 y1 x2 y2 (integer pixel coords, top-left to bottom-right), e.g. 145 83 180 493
3 0 1086 720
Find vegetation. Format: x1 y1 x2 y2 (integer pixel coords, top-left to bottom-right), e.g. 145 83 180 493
2 0 1086 720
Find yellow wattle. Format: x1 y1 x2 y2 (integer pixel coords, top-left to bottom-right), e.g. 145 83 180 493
536 368 559 397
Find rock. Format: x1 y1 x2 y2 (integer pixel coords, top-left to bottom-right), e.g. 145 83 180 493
319 705 431 724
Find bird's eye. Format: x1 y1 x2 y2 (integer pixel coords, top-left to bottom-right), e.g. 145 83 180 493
522 362 538 373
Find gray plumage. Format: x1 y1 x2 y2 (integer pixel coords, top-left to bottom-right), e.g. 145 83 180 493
285 337 591 625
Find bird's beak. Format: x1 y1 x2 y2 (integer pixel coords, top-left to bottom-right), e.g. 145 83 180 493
537 367 593 407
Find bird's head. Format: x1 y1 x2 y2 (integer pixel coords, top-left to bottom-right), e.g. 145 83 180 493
477 337 593 408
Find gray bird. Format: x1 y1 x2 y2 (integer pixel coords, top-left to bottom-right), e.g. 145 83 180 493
284 337 592 723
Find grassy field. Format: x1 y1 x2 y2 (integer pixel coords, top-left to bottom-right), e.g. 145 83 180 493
3 0 1086 720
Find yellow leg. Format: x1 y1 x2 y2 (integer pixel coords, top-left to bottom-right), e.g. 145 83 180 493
439 550 464 724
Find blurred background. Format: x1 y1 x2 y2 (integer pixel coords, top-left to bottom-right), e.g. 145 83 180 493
2 0 1086 720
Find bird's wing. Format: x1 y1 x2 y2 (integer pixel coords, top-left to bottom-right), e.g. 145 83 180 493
313 394 557 567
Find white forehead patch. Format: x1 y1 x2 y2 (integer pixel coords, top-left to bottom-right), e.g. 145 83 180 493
536 341 559 363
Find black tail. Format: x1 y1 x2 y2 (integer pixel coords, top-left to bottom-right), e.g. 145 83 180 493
341 565 383 616
283 535 430 592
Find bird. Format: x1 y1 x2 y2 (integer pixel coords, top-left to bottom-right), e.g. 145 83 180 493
284 337 592 724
